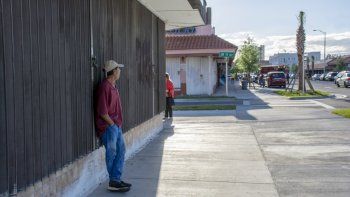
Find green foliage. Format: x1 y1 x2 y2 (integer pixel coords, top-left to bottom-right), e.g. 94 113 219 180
230 65 243 74
173 105 236 111
291 64 298 73
335 57 347 71
174 95 236 100
236 37 260 74
275 90 329 98
332 108 350 118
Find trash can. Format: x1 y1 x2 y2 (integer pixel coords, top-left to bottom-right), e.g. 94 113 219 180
241 80 248 90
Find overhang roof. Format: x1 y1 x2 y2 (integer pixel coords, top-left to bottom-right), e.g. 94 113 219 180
138 0 205 30
327 55 350 66
166 35 237 50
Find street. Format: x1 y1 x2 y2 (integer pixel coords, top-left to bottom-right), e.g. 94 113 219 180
310 80 350 98
255 79 350 109
310 80 350 109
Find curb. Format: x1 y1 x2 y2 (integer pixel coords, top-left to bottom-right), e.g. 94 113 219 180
288 96 330 100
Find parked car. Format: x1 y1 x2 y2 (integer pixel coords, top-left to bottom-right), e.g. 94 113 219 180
267 71 286 88
325 72 338 81
334 71 347 84
311 74 321 80
336 72 350 88
319 73 326 80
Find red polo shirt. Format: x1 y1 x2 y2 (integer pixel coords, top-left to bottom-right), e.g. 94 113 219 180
95 79 123 137
166 79 174 98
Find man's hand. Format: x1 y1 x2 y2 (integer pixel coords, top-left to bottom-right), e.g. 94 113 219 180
101 114 114 126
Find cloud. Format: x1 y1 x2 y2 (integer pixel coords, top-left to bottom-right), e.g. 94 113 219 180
218 32 350 60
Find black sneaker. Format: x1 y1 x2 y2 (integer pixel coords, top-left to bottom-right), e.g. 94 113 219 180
108 181 130 192
121 181 132 187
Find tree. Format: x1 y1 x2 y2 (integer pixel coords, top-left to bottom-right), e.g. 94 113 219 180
296 11 306 91
236 37 260 87
230 64 243 79
335 56 347 71
291 64 298 74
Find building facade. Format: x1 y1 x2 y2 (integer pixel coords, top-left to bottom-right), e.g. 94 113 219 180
269 52 321 66
259 45 265 61
166 33 237 95
165 7 237 96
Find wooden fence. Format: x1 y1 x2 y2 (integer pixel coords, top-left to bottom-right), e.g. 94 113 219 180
0 0 165 195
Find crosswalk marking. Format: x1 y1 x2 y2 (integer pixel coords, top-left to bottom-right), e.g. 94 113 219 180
251 99 334 109
310 100 335 109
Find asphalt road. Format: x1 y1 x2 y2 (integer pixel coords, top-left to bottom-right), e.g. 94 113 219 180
310 80 350 98
309 80 350 108
283 79 350 108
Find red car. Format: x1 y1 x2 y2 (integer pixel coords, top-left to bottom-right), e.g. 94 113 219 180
267 72 286 88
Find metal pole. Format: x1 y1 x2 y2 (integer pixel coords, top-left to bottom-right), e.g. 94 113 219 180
313 29 327 74
225 58 228 96
323 32 326 74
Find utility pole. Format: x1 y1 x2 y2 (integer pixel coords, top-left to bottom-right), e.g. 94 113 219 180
219 52 234 96
313 29 327 73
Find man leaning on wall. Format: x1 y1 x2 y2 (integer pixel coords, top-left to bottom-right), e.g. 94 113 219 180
95 60 132 192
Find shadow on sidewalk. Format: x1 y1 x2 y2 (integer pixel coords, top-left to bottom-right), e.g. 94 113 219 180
172 81 274 121
216 81 273 121
89 121 175 196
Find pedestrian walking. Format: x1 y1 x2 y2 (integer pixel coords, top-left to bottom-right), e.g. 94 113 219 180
259 74 265 87
165 73 175 119
95 60 132 192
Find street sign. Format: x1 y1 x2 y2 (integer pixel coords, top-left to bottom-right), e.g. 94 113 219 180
219 52 235 58
218 51 235 96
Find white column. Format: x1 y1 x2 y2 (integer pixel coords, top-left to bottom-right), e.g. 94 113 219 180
225 58 228 96
208 56 211 95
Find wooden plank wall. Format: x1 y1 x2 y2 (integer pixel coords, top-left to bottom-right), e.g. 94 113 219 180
0 0 92 194
91 0 166 132
0 0 165 195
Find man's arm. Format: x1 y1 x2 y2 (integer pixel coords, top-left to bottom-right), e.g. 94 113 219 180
97 86 114 126
101 114 115 126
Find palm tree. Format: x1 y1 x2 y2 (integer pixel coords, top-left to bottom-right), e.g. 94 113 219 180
296 11 306 91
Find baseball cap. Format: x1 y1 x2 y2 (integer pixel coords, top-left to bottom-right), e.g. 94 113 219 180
103 60 125 73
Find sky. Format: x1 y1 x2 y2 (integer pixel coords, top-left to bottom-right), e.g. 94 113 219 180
206 0 350 60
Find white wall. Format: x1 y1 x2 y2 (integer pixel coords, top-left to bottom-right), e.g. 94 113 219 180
166 56 218 95
186 57 210 95
208 56 217 95
165 58 181 88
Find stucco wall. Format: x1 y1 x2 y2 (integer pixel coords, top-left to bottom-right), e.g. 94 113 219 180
187 57 214 95
208 56 218 94
166 56 217 95
166 58 181 88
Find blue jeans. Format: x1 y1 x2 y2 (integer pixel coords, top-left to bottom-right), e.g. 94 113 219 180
101 125 126 182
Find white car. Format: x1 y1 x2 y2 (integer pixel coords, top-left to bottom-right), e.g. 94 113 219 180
337 72 350 88
311 74 321 80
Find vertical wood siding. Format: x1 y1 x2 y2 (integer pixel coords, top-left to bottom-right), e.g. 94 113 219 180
91 0 165 132
0 0 165 195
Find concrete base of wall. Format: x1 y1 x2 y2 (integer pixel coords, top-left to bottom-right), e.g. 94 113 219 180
16 113 164 197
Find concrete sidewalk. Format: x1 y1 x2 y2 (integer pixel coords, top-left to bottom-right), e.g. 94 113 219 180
89 115 278 197
89 83 350 197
